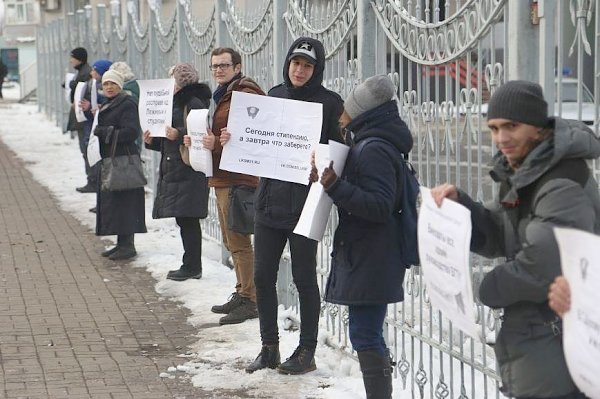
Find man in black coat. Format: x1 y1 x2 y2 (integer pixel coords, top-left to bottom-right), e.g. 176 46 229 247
245 37 344 375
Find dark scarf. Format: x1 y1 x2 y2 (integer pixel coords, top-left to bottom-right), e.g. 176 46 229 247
213 72 242 105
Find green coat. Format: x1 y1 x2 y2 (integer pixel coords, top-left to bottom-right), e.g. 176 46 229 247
458 118 600 398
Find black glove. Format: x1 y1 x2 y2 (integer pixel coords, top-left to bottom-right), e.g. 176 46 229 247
94 125 115 143
320 161 338 189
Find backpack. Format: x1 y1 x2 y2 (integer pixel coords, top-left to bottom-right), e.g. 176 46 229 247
353 137 420 268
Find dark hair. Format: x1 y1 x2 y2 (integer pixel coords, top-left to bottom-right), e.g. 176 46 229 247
211 47 242 66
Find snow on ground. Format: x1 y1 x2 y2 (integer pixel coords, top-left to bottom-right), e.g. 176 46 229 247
0 102 415 398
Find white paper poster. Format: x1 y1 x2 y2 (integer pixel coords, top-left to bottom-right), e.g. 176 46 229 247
293 140 350 240
554 227 600 399
186 109 213 176
91 79 98 110
74 81 88 123
220 91 323 185
87 112 101 167
138 78 175 138
65 72 75 103
418 187 479 340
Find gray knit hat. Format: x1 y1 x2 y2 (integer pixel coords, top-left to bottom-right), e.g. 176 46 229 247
102 70 124 89
170 63 199 88
487 80 549 127
344 75 395 119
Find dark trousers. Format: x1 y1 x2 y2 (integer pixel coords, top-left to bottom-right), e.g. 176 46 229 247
349 304 388 356
176 217 202 274
254 222 320 349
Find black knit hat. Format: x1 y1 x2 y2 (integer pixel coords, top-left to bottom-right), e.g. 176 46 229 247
70 47 88 63
487 80 549 127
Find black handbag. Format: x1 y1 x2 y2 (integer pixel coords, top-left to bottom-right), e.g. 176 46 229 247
227 185 256 234
100 129 147 192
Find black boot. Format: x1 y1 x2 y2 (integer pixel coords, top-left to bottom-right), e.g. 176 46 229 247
211 292 242 314
219 297 258 324
357 350 393 399
101 245 119 257
245 344 280 373
166 268 202 281
277 346 316 375
109 234 136 260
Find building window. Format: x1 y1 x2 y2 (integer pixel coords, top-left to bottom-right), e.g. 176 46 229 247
5 0 40 25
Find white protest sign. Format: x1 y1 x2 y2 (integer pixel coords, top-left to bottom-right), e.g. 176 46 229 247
138 78 174 137
294 140 350 240
418 187 479 340
554 227 600 399
65 73 75 103
87 112 101 167
186 109 213 176
220 91 322 185
91 79 98 110
74 81 88 122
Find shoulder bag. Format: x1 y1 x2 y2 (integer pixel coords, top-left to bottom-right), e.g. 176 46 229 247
100 129 147 191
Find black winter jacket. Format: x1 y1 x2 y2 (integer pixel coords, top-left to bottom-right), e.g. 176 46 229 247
146 83 212 219
324 101 413 304
254 37 344 230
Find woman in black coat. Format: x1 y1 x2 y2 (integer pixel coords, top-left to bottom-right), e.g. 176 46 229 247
317 76 413 399
143 63 211 281
94 70 147 260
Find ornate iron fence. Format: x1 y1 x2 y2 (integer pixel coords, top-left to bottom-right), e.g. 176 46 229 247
36 1 599 398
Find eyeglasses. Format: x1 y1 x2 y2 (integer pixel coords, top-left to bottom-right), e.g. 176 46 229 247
209 63 233 71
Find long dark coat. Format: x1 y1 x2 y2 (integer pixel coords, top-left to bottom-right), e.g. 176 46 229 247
145 83 211 219
67 63 92 132
324 101 413 305
94 92 147 236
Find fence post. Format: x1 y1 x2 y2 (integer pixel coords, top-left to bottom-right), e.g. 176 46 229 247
357 0 377 81
272 0 287 86
214 0 231 48
507 1 539 82
538 0 557 110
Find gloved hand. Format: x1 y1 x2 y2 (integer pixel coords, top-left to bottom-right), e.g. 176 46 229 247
94 125 115 142
320 161 338 189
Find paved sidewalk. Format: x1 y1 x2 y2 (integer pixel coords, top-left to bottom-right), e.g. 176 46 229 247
0 139 213 398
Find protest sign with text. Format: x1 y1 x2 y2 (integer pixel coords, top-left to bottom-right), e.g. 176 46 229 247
138 78 174 138
185 109 212 176
554 227 600 399
220 91 322 185
418 187 479 340
74 82 87 123
87 112 101 167
90 79 98 110
294 140 350 240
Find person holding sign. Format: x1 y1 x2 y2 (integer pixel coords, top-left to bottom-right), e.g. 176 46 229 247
77 59 113 196
143 63 211 281
94 70 147 260
313 75 413 399
189 47 264 324
430 81 600 399
245 37 344 375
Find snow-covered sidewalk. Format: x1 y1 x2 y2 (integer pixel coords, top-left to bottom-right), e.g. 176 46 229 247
0 102 403 398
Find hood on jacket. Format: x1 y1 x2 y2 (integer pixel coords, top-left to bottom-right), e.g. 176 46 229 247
347 100 413 155
174 82 212 107
282 37 326 99
491 117 600 193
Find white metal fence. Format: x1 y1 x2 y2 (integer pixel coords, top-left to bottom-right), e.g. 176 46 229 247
36 1 598 398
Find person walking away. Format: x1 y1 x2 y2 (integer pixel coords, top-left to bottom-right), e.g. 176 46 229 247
144 63 211 281
314 75 412 398
244 37 344 375
430 80 600 399
94 70 147 260
190 47 264 324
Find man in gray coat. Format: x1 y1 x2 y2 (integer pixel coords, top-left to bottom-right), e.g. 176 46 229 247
431 80 599 399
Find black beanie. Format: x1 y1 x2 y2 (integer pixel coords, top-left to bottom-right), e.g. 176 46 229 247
70 47 88 64
487 80 549 127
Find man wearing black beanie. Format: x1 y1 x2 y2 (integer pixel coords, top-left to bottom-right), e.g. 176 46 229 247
65 47 93 193
430 80 600 398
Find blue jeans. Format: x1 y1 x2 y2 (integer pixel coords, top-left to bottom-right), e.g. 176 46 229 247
348 304 388 355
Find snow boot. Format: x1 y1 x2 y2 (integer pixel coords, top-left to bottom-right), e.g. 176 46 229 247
357 350 393 399
245 344 280 373
277 346 316 375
